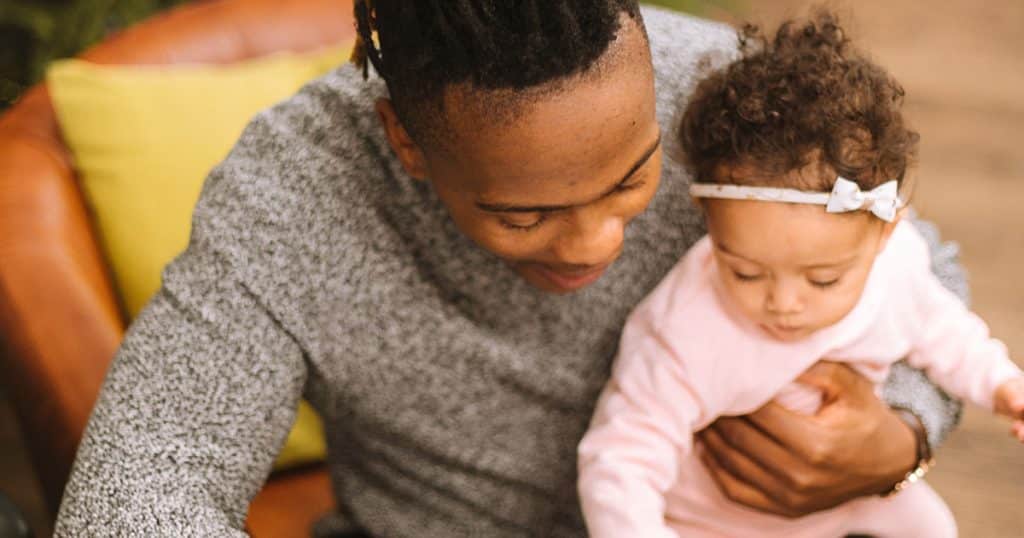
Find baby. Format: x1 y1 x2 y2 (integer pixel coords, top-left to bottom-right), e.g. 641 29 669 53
578 12 1024 538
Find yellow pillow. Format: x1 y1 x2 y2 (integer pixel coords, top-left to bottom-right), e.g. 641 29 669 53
47 43 352 470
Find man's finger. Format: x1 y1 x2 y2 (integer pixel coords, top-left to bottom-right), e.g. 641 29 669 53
699 426 794 504
703 417 807 487
699 450 798 518
794 361 849 395
743 401 826 456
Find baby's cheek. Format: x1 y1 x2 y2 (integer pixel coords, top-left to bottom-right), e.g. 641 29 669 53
725 281 765 317
816 287 862 327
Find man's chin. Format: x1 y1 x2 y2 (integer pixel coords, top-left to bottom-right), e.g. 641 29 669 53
515 263 610 294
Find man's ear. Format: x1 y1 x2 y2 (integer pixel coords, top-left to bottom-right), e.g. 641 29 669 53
690 195 705 211
375 98 429 180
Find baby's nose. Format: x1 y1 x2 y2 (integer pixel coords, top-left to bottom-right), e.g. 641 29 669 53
766 281 804 314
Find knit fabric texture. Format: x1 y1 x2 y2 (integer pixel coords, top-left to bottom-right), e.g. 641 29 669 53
55 7 962 537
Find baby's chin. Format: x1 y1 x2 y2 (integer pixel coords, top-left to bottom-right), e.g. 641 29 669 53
759 322 818 342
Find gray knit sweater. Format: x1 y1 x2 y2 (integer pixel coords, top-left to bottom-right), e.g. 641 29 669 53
55 7 962 537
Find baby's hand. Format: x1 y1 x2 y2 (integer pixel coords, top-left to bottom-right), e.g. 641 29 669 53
995 376 1024 443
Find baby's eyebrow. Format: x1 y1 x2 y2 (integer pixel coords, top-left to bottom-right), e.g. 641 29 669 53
713 242 754 262
716 242 859 269
801 254 860 269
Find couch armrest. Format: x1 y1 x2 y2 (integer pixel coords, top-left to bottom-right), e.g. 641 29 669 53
247 466 334 537
0 0 355 519
0 134 124 512
81 0 356 67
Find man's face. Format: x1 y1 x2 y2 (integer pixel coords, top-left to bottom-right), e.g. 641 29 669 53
387 18 661 293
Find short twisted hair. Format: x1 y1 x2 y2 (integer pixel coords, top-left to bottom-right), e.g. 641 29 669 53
679 10 919 193
352 0 643 147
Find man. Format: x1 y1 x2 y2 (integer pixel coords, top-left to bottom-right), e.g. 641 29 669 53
56 2 959 536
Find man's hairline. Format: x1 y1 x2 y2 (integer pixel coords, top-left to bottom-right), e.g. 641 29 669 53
395 12 653 154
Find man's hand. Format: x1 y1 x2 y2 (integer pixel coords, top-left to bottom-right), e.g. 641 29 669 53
696 361 917 518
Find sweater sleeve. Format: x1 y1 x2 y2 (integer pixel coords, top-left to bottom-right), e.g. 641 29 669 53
880 217 972 448
897 224 1022 411
905 275 1022 411
577 312 704 538
54 238 308 537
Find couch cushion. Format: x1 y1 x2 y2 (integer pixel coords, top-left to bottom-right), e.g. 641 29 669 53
46 43 352 470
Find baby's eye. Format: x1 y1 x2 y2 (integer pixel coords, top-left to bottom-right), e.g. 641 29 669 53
809 277 841 288
732 270 763 282
499 214 547 232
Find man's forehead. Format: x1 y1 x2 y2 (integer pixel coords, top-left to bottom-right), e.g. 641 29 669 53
437 77 655 180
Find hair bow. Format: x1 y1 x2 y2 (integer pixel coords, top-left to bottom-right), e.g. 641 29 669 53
825 178 900 222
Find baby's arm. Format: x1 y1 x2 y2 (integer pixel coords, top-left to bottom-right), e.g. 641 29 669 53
577 317 706 538
905 276 1021 410
995 378 1024 442
900 227 1024 428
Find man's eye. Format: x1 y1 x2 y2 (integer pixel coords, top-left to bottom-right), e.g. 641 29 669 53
616 178 646 193
732 271 762 282
809 277 841 288
499 214 547 231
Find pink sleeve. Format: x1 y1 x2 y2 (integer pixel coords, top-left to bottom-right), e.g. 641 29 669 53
901 228 1022 410
577 308 704 538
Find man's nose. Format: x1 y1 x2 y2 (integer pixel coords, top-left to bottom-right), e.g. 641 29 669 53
552 209 624 267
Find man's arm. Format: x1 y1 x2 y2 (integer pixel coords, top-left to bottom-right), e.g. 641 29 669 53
54 238 307 536
696 216 965 517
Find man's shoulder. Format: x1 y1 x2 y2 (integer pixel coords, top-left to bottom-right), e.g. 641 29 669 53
626 8 730 271
246 64 388 166
641 5 736 45
641 5 737 88
188 66 400 275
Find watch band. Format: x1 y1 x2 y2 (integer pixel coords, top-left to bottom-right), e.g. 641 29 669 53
881 406 935 497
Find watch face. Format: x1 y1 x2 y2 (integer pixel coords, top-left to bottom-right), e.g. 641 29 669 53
879 407 934 498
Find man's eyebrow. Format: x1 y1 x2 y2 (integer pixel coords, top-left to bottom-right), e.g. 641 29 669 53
476 134 662 214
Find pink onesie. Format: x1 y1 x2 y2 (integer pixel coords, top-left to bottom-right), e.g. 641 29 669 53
578 221 1022 537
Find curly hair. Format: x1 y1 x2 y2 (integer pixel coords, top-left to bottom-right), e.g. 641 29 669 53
351 0 643 148
679 10 919 193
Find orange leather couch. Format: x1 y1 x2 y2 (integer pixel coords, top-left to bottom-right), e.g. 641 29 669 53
0 0 355 535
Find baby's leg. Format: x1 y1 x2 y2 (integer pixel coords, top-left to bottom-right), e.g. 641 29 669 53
843 481 956 538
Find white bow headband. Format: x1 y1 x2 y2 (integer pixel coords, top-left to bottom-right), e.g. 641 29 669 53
689 177 903 222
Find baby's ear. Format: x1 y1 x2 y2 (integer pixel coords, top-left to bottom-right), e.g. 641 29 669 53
876 209 905 252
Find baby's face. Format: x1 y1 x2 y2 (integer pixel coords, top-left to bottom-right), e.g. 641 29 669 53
704 199 896 342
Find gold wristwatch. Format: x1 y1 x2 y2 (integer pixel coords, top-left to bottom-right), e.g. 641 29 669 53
881 406 935 497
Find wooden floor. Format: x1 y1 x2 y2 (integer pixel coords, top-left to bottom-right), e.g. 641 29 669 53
1 1 1021 537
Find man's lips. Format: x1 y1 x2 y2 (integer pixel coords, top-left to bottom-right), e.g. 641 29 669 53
534 263 610 291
